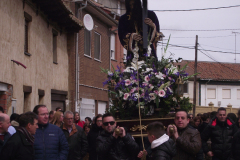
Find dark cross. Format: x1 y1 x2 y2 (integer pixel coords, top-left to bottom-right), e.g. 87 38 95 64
142 0 148 51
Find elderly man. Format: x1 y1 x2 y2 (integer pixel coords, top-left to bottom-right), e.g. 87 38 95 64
0 113 11 153
33 105 69 160
0 112 38 160
167 109 201 160
201 107 238 160
61 111 88 160
96 113 139 160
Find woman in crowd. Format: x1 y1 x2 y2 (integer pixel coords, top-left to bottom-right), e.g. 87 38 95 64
50 111 63 127
83 123 91 136
74 112 85 128
85 117 92 125
49 110 55 122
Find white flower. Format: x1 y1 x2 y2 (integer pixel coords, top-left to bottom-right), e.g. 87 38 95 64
130 61 145 70
143 68 153 73
168 87 173 93
134 53 139 59
125 79 131 86
132 57 138 63
149 93 156 100
147 45 152 57
119 91 123 97
108 71 113 75
144 76 150 82
158 90 166 97
123 93 130 100
134 93 140 98
169 65 178 74
155 72 164 80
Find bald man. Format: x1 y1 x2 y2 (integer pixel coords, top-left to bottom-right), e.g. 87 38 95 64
0 113 11 153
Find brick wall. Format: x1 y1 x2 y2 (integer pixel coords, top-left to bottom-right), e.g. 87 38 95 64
78 11 110 102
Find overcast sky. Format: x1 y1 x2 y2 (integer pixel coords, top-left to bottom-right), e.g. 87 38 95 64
148 0 240 63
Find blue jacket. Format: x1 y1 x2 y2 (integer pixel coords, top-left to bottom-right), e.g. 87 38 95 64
34 123 69 160
0 132 11 153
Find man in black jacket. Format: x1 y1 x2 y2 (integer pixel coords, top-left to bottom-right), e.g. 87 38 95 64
201 107 238 160
96 113 139 160
61 111 88 160
87 114 103 160
0 112 38 160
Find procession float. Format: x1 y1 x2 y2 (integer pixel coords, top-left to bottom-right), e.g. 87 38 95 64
101 0 194 139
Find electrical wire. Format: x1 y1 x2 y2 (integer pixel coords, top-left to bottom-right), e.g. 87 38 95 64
168 35 235 39
102 4 240 12
200 44 240 52
161 29 240 31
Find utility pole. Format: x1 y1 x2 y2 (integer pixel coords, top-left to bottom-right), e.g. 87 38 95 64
232 32 239 63
193 35 198 117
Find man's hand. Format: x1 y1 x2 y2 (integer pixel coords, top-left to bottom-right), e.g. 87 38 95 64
167 124 179 139
119 127 126 137
144 18 155 29
137 150 147 158
133 34 142 42
207 151 214 157
113 127 119 139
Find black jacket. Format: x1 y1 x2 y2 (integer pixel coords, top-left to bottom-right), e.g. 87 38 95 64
151 138 176 160
61 123 88 160
201 117 238 160
0 131 11 153
198 122 208 134
87 124 103 160
96 130 139 160
0 130 34 160
232 129 240 160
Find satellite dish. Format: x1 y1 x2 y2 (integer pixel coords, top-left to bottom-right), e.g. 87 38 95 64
83 14 94 31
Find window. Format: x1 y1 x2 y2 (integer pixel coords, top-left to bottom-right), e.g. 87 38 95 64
24 12 32 56
207 88 216 99
222 89 231 99
110 33 115 60
183 83 188 93
94 32 101 60
84 29 91 56
52 29 58 64
23 85 32 112
237 89 240 99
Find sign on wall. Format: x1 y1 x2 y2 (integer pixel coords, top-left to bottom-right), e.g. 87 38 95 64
83 14 94 31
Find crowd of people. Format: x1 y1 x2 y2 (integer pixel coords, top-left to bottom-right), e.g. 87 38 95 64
0 105 240 160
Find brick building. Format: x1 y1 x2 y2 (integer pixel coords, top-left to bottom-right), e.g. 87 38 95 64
0 0 82 114
73 0 125 120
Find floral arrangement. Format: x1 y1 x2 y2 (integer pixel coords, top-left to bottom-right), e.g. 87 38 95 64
101 41 194 119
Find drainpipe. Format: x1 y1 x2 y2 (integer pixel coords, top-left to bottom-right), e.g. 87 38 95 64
75 1 88 112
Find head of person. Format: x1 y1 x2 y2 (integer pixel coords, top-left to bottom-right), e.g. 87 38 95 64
83 124 91 134
174 110 189 129
19 112 38 135
125 0 142 30
146 122 165 143
197 113 202 118
92 116 96 124
50 111 63 125
210 111 217 119
95 114 103 127
0 106 4 113
63 111 74 128
33 105 49 125
85 117 92 125
102 113 116 133
202 113 210 123
187 114 193 120
49 111 55 121
217 107 227 122
193 116 201 127
227 113 237 123
0 113 10 134
74 112 80 121
55 107 62 112
10 113 20 122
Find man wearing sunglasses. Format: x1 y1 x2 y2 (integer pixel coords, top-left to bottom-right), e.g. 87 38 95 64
96 113 139 160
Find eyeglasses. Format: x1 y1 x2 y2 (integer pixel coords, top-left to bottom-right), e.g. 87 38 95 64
103 121 115 126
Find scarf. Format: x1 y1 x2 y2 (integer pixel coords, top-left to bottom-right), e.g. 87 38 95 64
151 134 169 149
18 127 35 145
